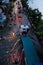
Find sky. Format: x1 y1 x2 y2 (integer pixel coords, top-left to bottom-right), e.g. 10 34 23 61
28 0 43 19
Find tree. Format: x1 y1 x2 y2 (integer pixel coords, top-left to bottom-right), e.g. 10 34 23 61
28 8 42 30
21 0 28 7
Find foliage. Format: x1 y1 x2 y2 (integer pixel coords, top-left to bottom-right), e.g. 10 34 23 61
34 31 43 35
28 8 42 29
21 0 28 8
